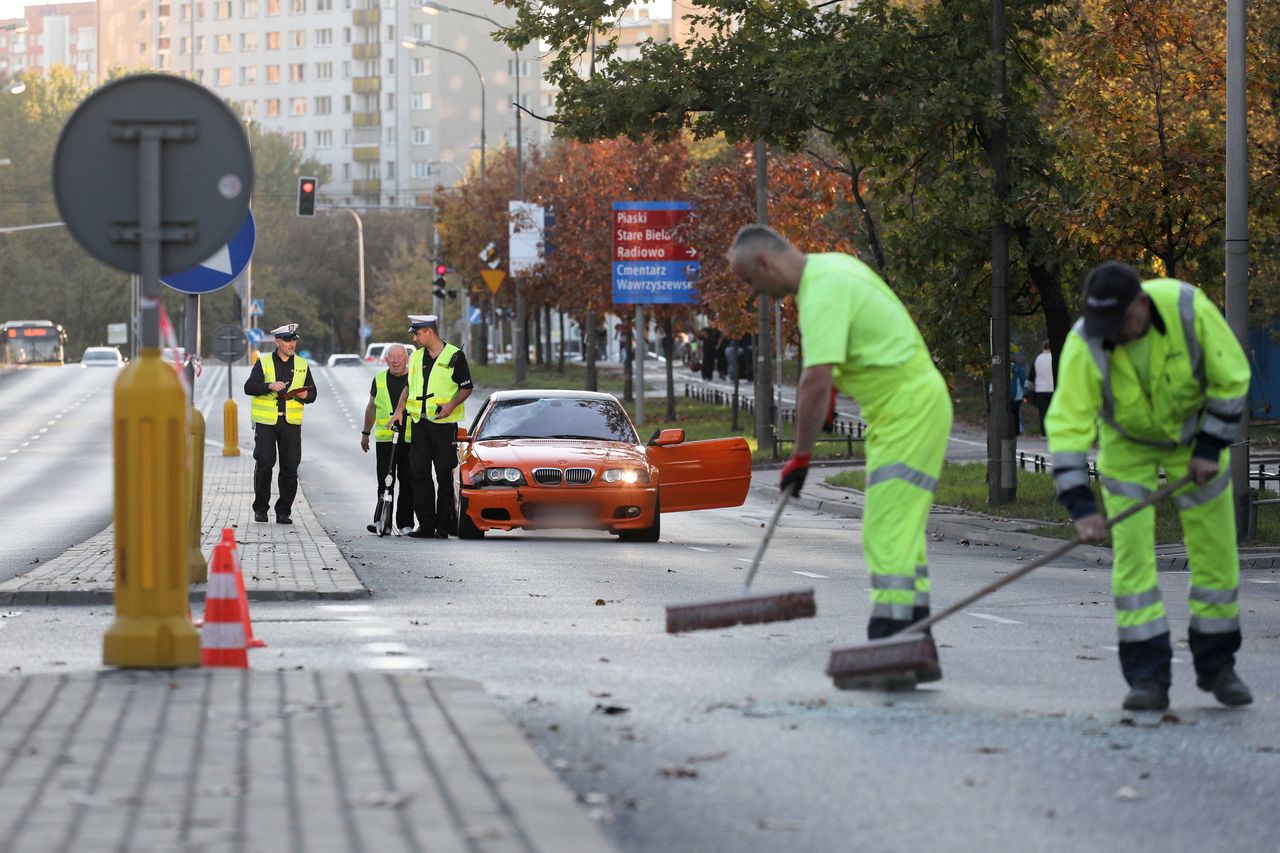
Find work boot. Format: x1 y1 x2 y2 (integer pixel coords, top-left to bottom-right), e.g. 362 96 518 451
254 511 268 523
276 515 292 525
1122 680 1169 712
1197 669 1253 707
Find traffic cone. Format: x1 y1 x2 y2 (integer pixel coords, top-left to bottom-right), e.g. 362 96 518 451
200 540 248 668
221 528 266 649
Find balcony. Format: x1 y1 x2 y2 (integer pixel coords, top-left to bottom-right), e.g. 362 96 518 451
352 145 380 163
352 7 379 25
352 75 381 93
351 42 380 60
352 178 381 196
352 111 381 127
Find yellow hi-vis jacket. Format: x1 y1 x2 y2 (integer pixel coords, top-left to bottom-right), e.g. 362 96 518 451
373 369 411 441
406 343 464 424
1046 279 1250 503
251 355 309 426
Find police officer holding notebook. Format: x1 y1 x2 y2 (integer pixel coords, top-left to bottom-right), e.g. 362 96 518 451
244 323 317 524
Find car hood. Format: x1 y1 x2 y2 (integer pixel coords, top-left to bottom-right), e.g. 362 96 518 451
467 439 648 469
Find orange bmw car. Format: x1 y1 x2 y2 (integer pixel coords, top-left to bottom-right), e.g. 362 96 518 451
456 390 752 541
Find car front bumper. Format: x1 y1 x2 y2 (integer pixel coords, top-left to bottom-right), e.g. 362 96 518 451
461 484 658 532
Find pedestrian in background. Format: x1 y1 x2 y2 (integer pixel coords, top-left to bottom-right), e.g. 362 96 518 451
244 323 317 525
700 327 719 380
392 315 473 539
729 225 953 684
1047 261 1252 711
361 343 415 534
1029 340 1054 436
1010 353 1028 436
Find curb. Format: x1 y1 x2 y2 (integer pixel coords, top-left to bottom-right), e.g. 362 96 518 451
0 586 373 606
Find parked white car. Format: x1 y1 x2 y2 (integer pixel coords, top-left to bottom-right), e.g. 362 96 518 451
326 353 364 367
81 346 125 368
364 342 416 365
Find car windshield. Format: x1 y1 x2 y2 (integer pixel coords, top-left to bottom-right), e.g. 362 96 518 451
83 351 116 361
331 356 360 366
476 398 638 444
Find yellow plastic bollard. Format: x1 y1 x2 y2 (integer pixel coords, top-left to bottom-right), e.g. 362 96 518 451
222 398 240 456
104 348 201 668
188 407 208 584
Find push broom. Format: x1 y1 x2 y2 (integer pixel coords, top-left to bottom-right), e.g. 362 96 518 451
825 473 1193 688
666 488 817 633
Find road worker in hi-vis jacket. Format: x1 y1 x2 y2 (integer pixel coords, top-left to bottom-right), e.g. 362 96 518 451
1046 261 1253 712
244 323 317 525
728 224 953 686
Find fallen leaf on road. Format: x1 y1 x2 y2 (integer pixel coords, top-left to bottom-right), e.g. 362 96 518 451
594 704 630 715
357 790 413 809
975 746 1005 754
596 598 606 606
959 538 971 546
686 750 729 763
528 593 547 598
757 818 809 831
659 765 699 779
1114 786 1141 801
589 691 612 698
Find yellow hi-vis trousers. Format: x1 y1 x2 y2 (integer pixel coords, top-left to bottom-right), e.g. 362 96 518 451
1099 442 1241 681
858 360 953 623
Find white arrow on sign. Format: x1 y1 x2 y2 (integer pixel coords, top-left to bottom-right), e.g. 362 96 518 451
200 244 233 275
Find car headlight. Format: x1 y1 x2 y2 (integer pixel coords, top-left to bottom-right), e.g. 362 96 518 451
475 467 526 486
602 468 650 484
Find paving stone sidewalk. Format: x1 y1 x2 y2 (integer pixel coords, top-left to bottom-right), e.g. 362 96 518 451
0 670 615 853
0 450 368 605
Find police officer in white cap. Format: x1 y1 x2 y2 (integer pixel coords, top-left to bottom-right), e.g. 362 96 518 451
244 323 317 524
391 314 473 538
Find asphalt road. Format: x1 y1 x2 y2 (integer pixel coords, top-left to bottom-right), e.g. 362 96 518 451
1 362 1277 852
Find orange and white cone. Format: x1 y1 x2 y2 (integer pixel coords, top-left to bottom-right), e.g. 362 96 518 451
221 528 266 649
201 540 248 668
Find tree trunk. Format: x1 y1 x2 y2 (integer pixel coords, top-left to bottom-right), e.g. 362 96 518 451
622 324 634 403
534 305 543 366
585 310 598 391
558 310 566 373
1017 225 1071 379
663 316 676 420
544 304 553 370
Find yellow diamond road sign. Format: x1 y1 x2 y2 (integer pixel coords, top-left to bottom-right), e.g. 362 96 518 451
481 269 506 293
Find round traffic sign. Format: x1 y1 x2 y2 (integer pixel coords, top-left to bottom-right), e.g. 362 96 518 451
52 74 254 275
211 325 247 363
160 209 256 295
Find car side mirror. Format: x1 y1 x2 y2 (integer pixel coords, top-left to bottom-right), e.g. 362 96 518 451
456 426 469 442
649 428 685 447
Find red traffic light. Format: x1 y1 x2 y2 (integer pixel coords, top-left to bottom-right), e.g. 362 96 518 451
301 181 314 193
435 264 447 275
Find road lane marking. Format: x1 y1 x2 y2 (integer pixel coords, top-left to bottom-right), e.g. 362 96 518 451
352 626 397 637
1249 579 1278 584
318 604 372 612
362 642 411 655
792 571 829 579
967 612 1022 625
687 546 712 552
365 657 428 670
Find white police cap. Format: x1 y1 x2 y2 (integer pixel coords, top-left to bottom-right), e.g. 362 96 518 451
407 314 438 331
270 323 300 339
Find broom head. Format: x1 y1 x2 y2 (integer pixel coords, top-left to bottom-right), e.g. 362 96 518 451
826 632 939 688
666 589 816 634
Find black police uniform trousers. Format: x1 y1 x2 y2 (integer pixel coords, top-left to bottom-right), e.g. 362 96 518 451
374 437 416 529
253 421 302 518
409 418 457 534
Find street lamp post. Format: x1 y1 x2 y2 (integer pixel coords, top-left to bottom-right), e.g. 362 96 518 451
400 38 485 182
345 208 367 357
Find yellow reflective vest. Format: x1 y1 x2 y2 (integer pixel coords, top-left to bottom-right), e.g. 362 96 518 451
406 343 464 424
1047 279 1249 475
373 369 411 441
251 355 309 425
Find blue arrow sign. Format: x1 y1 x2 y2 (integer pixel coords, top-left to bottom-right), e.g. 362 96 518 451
160 210 257 295
468 306 483 325
246 327 266 345
251 298 264 317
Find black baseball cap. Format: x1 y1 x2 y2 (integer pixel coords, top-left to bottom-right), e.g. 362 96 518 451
1082 262 1142 340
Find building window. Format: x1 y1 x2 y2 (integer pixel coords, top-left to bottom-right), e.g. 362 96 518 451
410 92 431 110
507 58 534 79
241 0 257 15
240 65 257 83
385 161 395 179
139 9 148 19
410 22 430 40
290 131 305 149
315 129 332 148
385 125 395 143
342 129 351 147
412 58 430 76
290 0 305 11
242 99 256 118
266 31 280 49
315 61 332 79
385 24 394 41
215 33 232 52
342 94 351 113
384 92 394 111
266 98 280 117
288 62 304 81
241 32 258 50
314 95 330 114
179 36 190 54
266 0 280 15
291 97 306 115
195 35 205 53
290 30 305 48
412 160 429 179
266 64 280 82
342 26 351 44
180 4 190 20
385 58 394 76
215 0 231 18
315 0 331 9
216 67 232 85
315 28 331 45
412 127 430 145
341 60 350 78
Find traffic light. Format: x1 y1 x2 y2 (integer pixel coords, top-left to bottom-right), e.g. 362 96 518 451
296 176 317 217
433 275 447 300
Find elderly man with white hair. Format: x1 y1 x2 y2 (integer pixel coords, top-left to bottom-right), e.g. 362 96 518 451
361 343 415 534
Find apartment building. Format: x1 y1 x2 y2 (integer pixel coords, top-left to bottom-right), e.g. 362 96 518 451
1 3 97 81
94 0 547 202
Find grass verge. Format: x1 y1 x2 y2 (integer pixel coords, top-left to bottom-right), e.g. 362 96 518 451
827 462 1280 546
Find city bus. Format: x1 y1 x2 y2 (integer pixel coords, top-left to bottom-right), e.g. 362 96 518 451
1 321 67 366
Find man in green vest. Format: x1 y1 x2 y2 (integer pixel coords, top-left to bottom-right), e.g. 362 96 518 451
1047 261 1253 711
391 314 473 538
244 323 317 524
361 343 415 534
728 225 953 687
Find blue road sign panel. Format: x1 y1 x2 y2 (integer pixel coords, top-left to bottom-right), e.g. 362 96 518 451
251 298 265 317
160 210 257 295
468 306 483 325
611 201 698 305
246 327 265 345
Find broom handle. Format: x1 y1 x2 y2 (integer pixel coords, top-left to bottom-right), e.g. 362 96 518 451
742 488 793 594
904 473 1194 637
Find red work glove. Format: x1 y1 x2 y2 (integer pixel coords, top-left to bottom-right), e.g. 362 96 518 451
822 386 839 433
780 453 811 496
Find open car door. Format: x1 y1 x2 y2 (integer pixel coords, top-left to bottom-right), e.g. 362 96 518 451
648 436 751 512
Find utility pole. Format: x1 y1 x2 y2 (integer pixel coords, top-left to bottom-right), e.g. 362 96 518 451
1225 0 1250 537
754 139 774 456
987 0 1016 505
